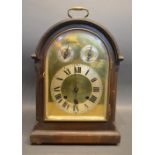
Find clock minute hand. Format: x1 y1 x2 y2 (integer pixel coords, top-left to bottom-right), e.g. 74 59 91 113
73 83 79 104
73 65 79 104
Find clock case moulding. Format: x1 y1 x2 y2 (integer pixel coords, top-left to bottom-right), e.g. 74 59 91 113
30 18 124 145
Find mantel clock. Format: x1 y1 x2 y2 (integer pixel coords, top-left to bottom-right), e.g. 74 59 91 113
30 7 124 144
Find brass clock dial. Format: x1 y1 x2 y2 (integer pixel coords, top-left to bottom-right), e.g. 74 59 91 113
44 29 109 121
50 64 103 114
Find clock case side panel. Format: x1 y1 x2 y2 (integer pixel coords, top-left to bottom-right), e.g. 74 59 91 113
32 19 124 122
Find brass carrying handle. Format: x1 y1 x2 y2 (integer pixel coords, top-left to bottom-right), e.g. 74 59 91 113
68 7 89 18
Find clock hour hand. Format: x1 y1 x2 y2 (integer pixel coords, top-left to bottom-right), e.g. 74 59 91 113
73 86 79 93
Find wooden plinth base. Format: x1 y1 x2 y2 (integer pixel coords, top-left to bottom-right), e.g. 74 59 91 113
30 122 120 145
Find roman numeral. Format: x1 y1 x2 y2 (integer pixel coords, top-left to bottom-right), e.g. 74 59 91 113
84 104 89 108
73 105 79 112
93 87 100 92
56 77 63 81
74 66 81 74
89 95 97 103
62 101 69 109
58 99 62 103
54 86 61 92
64 68 71 75
91 77 97 82
55 94 62 101
85 69 89 76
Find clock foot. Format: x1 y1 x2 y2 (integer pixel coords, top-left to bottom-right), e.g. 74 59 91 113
30 122 120 145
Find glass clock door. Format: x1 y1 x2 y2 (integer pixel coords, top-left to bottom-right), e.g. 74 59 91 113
44 29 110 121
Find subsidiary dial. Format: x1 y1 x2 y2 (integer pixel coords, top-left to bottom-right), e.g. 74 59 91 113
80 45 99 63
57 44 74 62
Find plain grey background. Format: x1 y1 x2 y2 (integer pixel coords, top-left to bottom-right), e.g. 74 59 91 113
22 0 132 155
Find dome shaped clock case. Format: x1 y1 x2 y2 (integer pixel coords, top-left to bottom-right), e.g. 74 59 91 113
30 7 124 144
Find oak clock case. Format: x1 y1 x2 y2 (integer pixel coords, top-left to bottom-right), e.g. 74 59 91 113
30 7 124 145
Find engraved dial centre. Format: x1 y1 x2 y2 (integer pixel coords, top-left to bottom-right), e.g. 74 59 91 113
61 74 92 104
